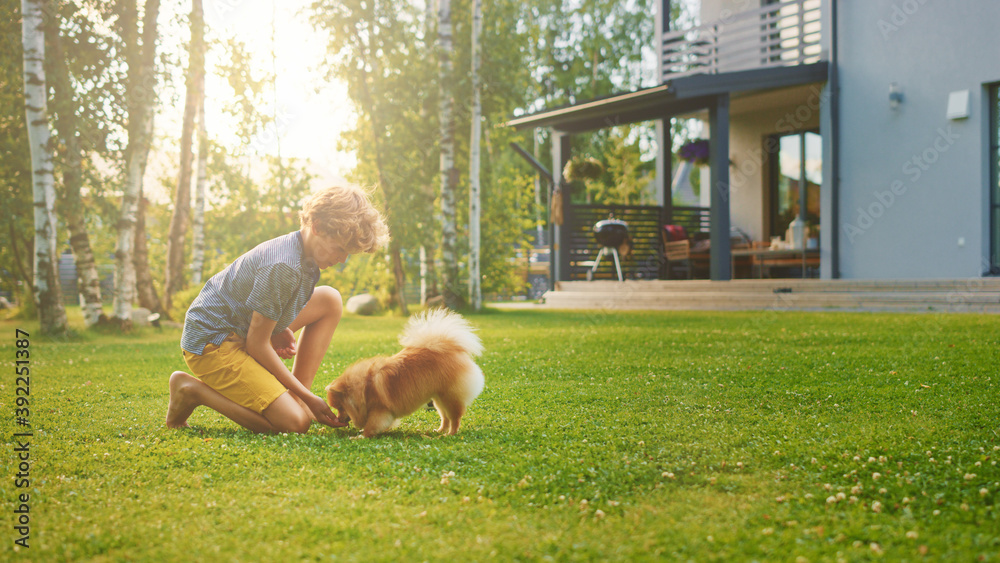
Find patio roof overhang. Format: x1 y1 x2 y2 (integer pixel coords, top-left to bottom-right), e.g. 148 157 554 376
504 62 829 133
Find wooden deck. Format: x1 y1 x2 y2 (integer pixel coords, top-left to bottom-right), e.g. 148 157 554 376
535 278 1000 313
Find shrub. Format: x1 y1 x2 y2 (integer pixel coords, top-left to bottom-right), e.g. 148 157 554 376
169 283 205 323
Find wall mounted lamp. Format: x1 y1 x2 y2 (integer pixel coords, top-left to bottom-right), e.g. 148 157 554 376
889 82 904 109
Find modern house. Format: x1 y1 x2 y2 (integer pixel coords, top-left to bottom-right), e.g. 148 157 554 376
507 0 1000 289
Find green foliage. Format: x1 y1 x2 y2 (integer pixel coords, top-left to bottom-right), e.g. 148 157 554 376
216 38 273 150
2 310 999 559
319 253 395 308
168 282 205 324
563 156 604 182
0 0 35 300
479 126 538 296
197 146 313 278
572 125 657 205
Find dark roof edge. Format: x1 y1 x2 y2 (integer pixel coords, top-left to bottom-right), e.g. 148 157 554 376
503 62 829 131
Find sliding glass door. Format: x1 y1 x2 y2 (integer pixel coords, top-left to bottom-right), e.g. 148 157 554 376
768 130 822 243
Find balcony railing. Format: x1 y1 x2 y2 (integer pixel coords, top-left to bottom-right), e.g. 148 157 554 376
662 0 824 81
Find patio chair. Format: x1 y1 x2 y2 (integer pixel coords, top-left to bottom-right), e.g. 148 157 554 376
663 239 693 279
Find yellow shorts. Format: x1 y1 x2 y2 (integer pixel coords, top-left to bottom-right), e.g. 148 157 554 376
183 335 287 413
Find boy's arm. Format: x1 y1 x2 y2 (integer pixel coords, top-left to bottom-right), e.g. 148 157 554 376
245 311 341 427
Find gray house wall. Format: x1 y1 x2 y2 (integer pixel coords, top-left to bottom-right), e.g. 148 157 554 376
836 0 1000 278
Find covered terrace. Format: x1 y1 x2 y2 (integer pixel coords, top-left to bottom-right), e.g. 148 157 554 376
507 61 829 283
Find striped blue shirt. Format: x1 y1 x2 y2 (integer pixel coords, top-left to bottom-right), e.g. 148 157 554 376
181 231 321 355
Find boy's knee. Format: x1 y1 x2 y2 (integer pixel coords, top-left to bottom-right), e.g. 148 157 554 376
275 412 311 434
314 286 343 317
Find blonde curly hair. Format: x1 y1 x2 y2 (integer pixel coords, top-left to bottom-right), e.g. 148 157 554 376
299 185 390 254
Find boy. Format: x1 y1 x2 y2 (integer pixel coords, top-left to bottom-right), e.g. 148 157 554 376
166 185 390 433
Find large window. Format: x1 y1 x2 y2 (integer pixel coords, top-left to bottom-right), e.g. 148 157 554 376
991 84 1000 274
768 130 822 242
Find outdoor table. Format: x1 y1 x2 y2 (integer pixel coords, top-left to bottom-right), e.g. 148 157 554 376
730 247 819 279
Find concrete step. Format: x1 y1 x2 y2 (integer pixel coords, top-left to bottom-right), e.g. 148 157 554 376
555 278 1000 293
541 279 1000 313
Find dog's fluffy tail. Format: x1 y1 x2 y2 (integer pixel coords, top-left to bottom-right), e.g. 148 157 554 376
399 309 484 357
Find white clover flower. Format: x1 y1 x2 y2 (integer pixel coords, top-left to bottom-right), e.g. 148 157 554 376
871 501 883 513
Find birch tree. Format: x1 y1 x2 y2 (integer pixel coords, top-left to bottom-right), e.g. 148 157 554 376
190 86 208 286
165 0 205 314
21 0 67 335
45 1 106 327
112 0 160 328
438 0 462 309
468 0 482 310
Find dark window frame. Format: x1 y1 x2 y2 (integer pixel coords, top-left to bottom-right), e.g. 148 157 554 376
766 128 821 240
990 83 1000 274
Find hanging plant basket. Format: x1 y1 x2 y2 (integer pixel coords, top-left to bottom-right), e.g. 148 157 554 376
678 139 710 166
563 156 604 183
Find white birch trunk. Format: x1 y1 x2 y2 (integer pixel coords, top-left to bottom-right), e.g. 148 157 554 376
191 88 208 286
113 0 160 326
113 120 148 322
425 0 436 39
438 0 460 309
21 0 67 334
419 245 428 306
468 0 482 311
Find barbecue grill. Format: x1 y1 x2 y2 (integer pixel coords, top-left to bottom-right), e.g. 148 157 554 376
587 216 629 281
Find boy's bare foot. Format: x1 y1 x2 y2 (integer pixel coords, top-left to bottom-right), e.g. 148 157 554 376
166 371 201 428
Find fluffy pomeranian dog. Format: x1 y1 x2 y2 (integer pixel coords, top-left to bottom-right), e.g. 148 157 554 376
325 309 484 437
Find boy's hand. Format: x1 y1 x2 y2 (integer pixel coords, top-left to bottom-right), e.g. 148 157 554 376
271 328 297 359
304 394 347 428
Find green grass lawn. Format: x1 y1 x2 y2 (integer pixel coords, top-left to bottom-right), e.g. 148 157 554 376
2 307 999 561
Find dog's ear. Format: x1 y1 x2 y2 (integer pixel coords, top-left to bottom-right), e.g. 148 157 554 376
325 386 342 408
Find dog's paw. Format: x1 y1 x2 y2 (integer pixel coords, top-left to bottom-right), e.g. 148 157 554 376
349 434 366 440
